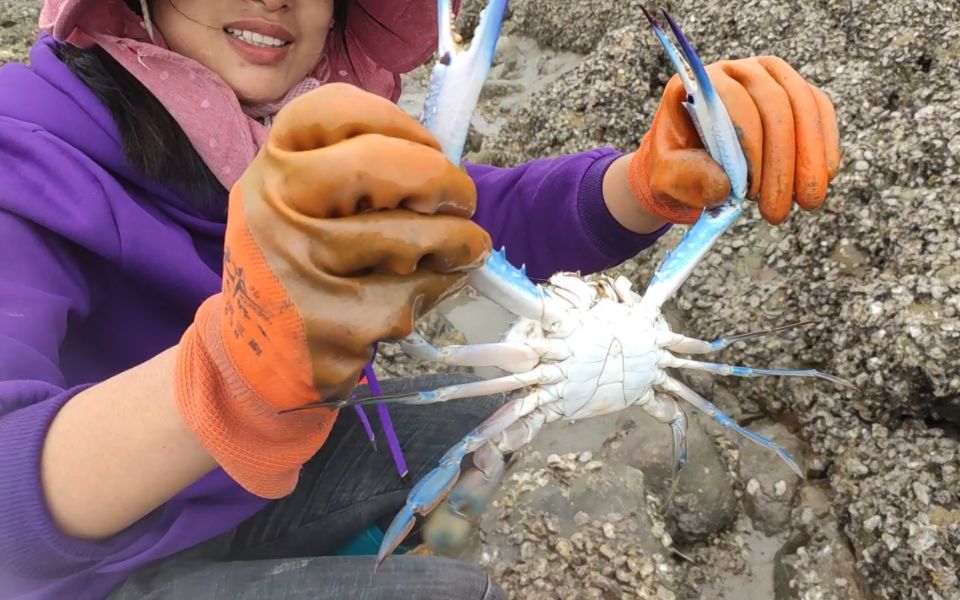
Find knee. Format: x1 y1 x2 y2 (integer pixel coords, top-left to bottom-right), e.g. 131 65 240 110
455 563 504 600
444 559 506 600
390 556 506 599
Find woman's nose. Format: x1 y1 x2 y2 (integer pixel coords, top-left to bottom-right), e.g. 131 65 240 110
256 0 291 11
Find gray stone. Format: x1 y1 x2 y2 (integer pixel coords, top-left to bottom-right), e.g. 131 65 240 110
601 410 739 543
0 0 38 66
831 422 960 599
459 448 679 599
738 420 806 534
773 484 871 600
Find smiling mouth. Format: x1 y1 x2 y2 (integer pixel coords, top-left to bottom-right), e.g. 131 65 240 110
224 27 292 49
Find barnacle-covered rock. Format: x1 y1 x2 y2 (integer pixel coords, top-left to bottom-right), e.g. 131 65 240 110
737 421 806 535
601 411 739 543
452 1 960 597
773 483 871 600
831 422 960 599
460 450 680 599
0 0 37 65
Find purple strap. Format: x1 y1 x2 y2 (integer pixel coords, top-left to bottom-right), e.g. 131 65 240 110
352 405 376 449
362 363 409 479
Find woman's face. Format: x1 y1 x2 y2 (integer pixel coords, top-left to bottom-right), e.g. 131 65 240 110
152 0 336 104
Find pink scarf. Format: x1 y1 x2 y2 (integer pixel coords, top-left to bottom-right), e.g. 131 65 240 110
39 0 450 190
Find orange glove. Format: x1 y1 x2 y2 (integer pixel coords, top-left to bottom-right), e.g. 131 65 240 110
629 56 841 225
174 83 492 498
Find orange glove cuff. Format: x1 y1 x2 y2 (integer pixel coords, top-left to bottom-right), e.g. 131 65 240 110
627 133 703 225
174 191 338 500
175 298 338 499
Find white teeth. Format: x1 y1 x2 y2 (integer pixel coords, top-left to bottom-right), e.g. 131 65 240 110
225 28 288 48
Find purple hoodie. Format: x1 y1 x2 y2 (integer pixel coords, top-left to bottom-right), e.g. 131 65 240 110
0 35 669 599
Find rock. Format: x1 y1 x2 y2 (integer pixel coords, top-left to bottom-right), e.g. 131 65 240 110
601 410 739 543
773 483 870 600
0 1 38 66
487 23 665 166
831 421 960 599
607 0 960 431
507 0 653 54
738 420 807 534
460 449 679 599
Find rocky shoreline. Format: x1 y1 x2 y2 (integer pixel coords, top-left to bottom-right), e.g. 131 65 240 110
404 2 960 598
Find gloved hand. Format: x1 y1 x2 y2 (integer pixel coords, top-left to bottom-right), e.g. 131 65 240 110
629 56 841 225
174 83 492 498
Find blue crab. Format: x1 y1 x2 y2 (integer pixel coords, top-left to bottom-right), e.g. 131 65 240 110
297 0 854 568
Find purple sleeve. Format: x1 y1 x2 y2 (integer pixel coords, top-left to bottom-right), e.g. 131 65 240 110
0 211 159 591
467 147 671 281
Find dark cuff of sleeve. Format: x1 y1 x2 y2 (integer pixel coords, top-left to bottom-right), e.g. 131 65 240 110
577 149 672 262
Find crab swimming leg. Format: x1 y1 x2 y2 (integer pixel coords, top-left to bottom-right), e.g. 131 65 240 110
663 356 858 390
421 407 556 553
657 321 821 354
374 388 562 569
637 9 750 315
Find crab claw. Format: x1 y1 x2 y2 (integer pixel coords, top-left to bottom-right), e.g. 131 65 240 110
638 7 751 312
422 0 509 165
640 7 748 199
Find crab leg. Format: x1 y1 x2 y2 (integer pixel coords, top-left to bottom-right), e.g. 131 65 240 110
664 356 858 390
374 389 559 568
400 330 571 373
422 408 553 553
400 332 544 372
642 392 690 482
287 366 563 412
637 9 750 314
703 321 819 351
659 376 804 478
657 321 818 353
666 401 689 479
665 403 689 503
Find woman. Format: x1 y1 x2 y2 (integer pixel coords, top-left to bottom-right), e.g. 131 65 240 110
0 0 840 598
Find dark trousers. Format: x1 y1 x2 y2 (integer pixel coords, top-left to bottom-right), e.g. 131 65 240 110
108 374 507 600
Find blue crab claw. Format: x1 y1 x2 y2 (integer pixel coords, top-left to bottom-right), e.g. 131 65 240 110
638 7 751 312
420 453 507 553
374 396 545 569
640 7 748 198
421 0 509 166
